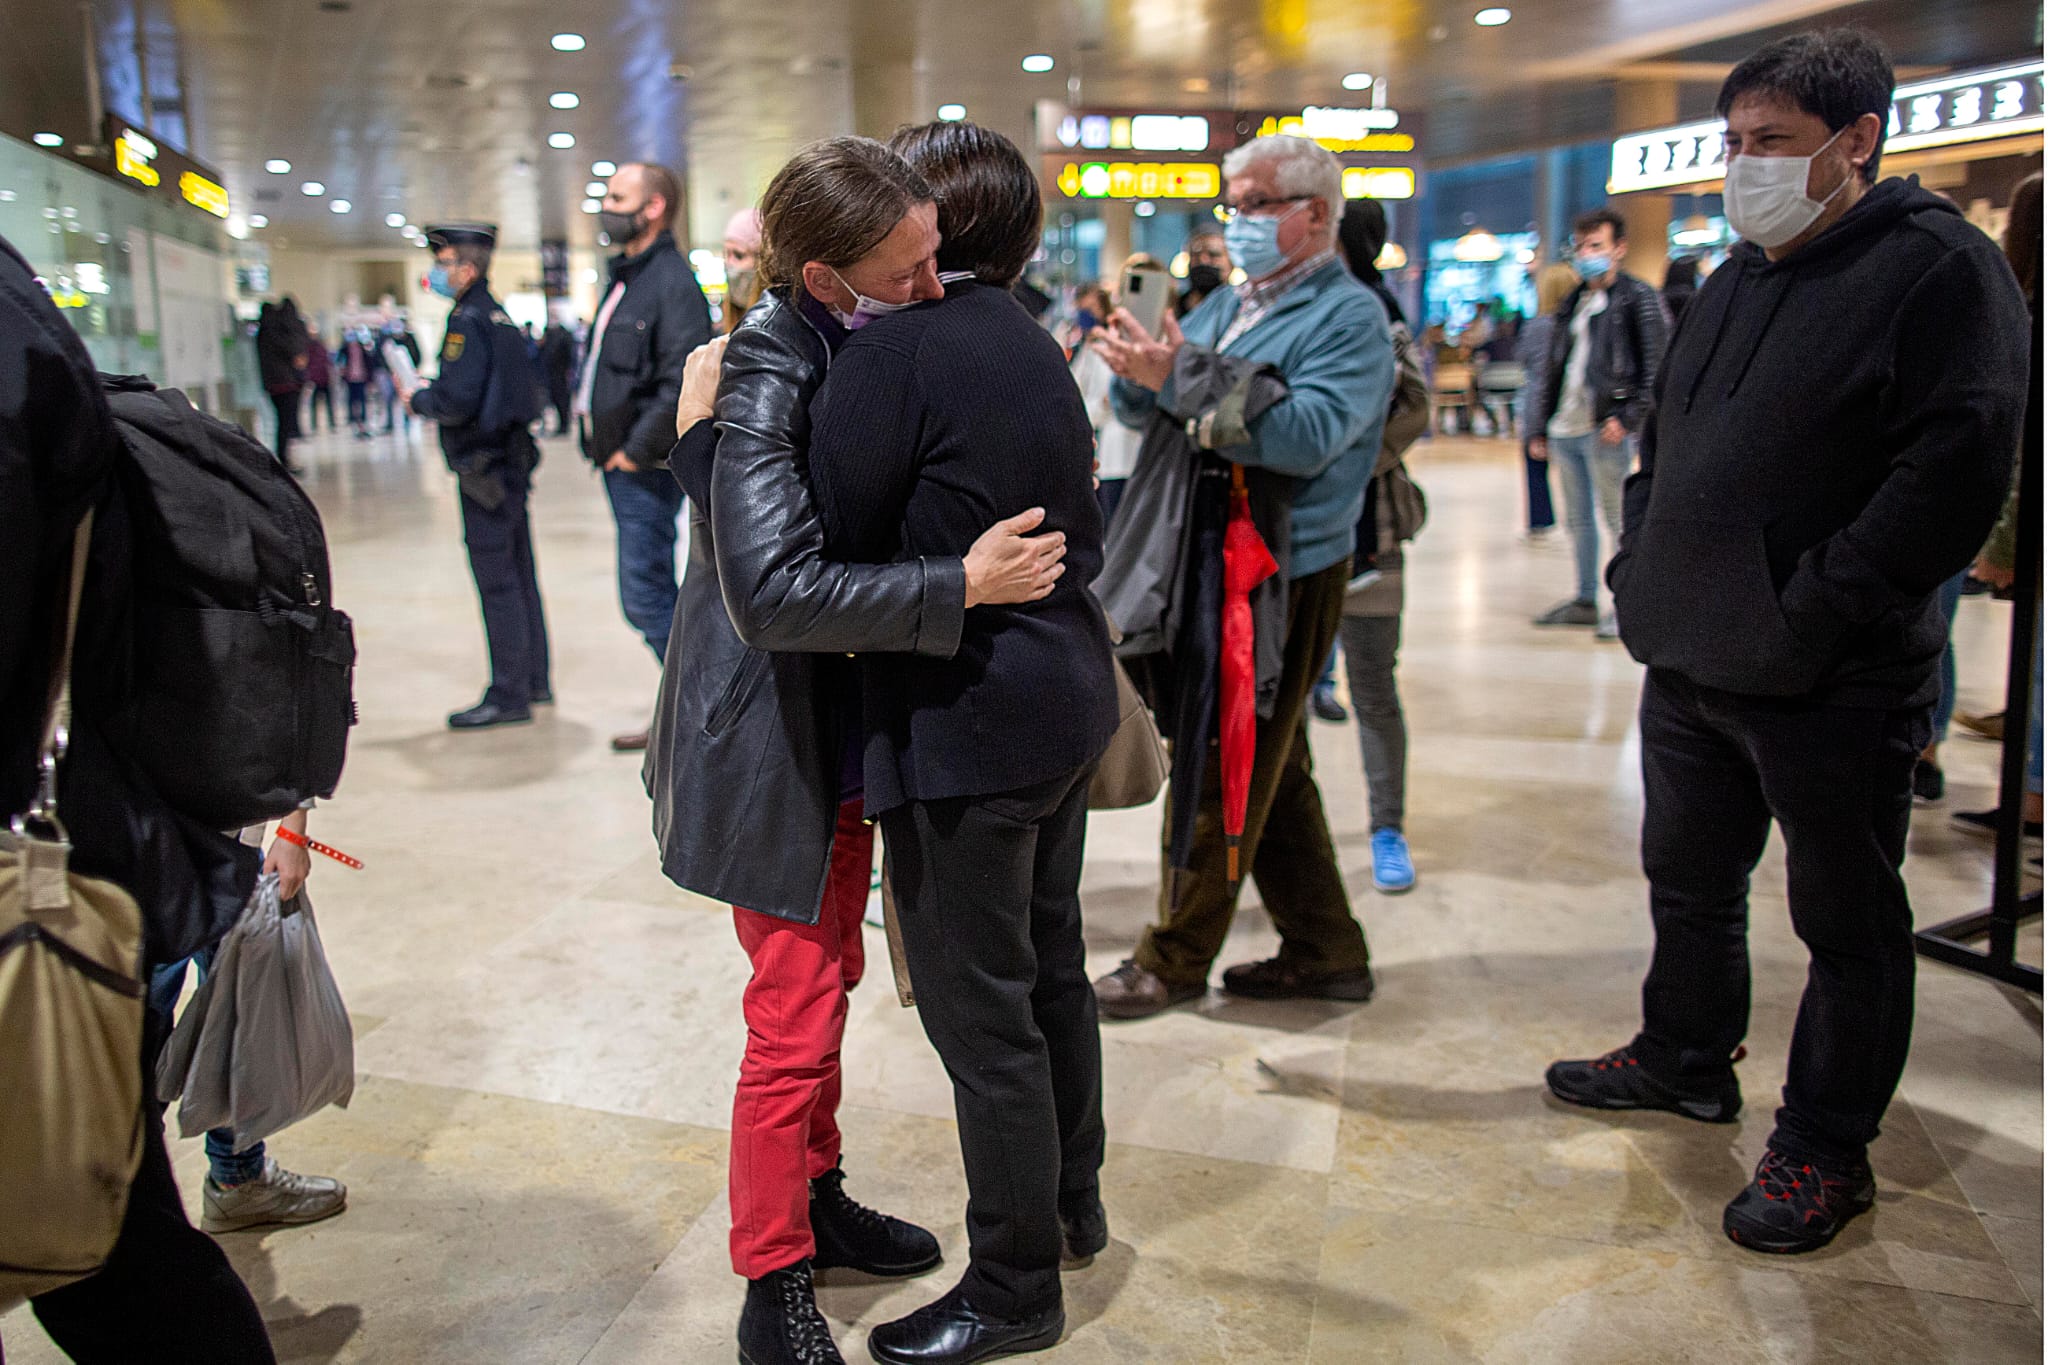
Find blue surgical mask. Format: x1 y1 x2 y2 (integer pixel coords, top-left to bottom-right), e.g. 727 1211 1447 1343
427 264 459 299
1573 253 1613 283
828 268 916 330
1223 201 1305 281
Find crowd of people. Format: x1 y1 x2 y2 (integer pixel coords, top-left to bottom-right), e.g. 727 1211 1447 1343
2 24 2042 1365
254 296 425 472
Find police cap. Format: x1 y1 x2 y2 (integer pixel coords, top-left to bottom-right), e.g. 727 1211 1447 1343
423 222 498 252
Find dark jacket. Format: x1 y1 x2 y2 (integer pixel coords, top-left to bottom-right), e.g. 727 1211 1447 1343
1533 270 1668 436
0 234 257 968
805 280 1119 814
1610 178 2031 707
409 279 540 480
580 230 710 470
256 303 306 395
644 288 966 924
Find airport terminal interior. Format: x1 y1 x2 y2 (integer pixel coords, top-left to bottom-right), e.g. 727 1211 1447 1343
0 0 2043 1362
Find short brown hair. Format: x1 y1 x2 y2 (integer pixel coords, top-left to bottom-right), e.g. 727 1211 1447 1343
1572 207 1627 243
626 162 682 229
888 121 1041 287
757 137 933 290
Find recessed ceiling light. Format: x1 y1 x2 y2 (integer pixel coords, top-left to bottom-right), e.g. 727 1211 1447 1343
329 199 351 213
1134 201 1157 217
301 181 325 195
548 132 576 149
580 199 601 213
937 104 967 121
551 32 584 51
549 91 579 109
264 158 291 173
248 214 269 228
1021 54 1054 73
591 159 617 176
385 212 405 227
1342 72 1373 90
33 132 63 147
584 181 607 196
1475 7 1511 25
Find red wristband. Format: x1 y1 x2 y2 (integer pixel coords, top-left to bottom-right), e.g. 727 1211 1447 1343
275 825 363 870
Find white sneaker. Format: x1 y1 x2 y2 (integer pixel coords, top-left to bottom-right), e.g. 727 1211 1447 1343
201 1157 348 1233
1595 613 1620 641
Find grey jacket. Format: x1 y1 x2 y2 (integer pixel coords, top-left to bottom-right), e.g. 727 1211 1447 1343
643 290 966 924
1095 346 1294 716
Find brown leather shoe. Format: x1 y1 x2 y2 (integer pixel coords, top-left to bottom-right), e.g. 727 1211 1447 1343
1093 959 1204 1020
610 729 650 753
1220 957 1375 1002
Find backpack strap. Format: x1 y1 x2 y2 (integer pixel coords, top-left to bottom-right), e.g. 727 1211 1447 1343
27 507 94 839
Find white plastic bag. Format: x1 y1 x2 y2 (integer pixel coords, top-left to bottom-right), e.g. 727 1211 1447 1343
156 873 355 1148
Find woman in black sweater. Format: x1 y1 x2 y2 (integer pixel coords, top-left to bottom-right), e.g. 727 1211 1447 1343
804 121 1119 1365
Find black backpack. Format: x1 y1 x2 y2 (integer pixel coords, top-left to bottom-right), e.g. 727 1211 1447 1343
101 375 356 830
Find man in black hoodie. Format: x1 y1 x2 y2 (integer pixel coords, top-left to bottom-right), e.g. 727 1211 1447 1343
1544 30 2030 1256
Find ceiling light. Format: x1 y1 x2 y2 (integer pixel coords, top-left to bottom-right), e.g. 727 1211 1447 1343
581 199 601 213
584 181 607 196
1021 54 1054 73
301 181 325 195
1475 7 1512 25
248 214 269 228
1451 228 1503 262
551 32 585 51
549 91 579 109
33 132 63 147
1134 201 1156 217
329 199 351 213
385 212 406 227
1342 72 1373 91
265 158 291 173
548 132 576 149
937 104 967 121
591 160 617 176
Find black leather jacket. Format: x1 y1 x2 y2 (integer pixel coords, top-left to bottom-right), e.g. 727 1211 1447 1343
643 288 966 924
1532 271 1669 437
579 231 711 469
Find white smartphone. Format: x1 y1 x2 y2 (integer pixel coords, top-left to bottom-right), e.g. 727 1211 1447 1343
1120 265 1172 339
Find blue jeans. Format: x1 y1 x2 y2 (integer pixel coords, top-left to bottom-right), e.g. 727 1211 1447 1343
1522 438 1555 531
1549 432 1630 605
1933 570 1969 741
148 951 267 1186
603 465 686 660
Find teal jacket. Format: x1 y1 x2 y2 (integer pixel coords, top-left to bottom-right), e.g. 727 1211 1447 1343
1113 257 1395 578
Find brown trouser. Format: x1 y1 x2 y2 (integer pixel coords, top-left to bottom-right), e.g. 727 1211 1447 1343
1135 559 1371 988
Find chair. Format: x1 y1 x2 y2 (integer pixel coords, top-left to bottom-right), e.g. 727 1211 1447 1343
1432 362 1472 433
1476 362 1527 437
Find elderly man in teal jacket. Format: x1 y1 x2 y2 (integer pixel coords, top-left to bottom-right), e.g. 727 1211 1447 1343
1091 133 1397 1020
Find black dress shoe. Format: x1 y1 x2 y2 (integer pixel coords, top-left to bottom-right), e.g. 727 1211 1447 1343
446 699 533 730
1058 1193 1107 1267
810 1164 941 1278
867 1286 1063 1365
738 1259 845 1365
529 686 554 705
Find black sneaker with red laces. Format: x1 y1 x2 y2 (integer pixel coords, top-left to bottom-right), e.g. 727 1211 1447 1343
1544 1044 1741 1123
1723 1147 1876 1254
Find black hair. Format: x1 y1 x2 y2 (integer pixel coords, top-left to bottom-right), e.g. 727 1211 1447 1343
1338 199 1387 281
888 121 1041 287
1716 29 1895 183
1572 207 1627 243
1663 255 1700 290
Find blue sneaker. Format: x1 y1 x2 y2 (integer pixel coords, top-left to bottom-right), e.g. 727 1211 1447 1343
1370 828 1415 894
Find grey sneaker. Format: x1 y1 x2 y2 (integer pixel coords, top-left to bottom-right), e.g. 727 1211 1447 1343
202 1157 348 1233
1534 599 1599 627
1595 613 1619 640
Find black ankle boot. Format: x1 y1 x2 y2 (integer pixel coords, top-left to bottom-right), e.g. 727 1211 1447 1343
809 1164 943 1278
738 1259 845 1365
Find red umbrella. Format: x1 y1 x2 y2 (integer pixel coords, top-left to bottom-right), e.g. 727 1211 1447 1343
1220 464 1279 884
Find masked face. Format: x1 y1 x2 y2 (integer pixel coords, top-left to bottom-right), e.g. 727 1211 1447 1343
1723 125 1853 250
598 203 647 248
826 268 919 330
427 260 463 299
1185 262 1225 295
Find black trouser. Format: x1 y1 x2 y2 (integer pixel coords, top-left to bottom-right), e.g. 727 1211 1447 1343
548 379 572 435
268 390 300 465
1633 669 1929 1167
881 764 1106 1319
25 1105 275 1363
458 448 551 707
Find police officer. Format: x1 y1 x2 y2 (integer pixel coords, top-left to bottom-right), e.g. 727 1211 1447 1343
405 223 553 729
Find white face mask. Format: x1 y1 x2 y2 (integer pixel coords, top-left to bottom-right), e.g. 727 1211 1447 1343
827 268 917 330
1723 126 1853 250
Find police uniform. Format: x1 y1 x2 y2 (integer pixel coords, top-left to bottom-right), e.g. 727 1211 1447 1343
409 223 552 727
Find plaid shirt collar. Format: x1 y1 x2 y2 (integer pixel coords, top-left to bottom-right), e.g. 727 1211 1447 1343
1235 247 1338 313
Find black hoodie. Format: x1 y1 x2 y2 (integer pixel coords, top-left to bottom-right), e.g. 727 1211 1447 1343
1609 178 2030 708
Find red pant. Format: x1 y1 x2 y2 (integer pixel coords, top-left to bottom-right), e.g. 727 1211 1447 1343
729 800 874 1277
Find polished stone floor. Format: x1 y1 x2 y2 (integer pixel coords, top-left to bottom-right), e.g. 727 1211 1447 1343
5 425 2041 1364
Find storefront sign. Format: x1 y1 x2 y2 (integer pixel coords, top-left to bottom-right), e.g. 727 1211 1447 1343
1252 107 1411 154
102 115 231 220
1037 104 1227 156
1055 161 1222 200
1341 166 1415 200
1610 58 2045 193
